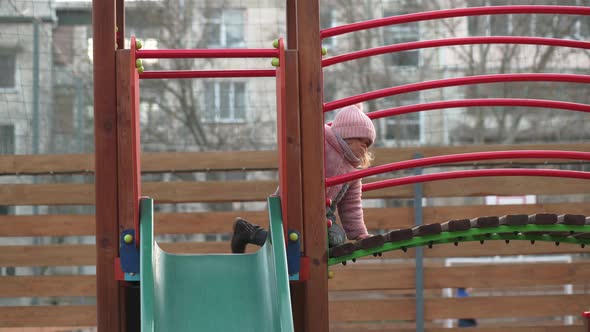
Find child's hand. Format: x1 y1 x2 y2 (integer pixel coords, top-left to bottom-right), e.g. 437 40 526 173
355 233 372 240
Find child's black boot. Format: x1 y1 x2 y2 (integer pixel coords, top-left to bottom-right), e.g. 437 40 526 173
231 218 268 253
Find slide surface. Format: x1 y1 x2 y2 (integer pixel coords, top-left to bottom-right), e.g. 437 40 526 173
140 196 294 332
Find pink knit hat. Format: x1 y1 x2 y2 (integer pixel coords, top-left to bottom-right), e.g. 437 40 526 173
331 103 376 147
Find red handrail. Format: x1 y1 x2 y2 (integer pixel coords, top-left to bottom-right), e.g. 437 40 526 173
139 69 276 79
323 73 590 112
357 98 590 120
362 168 590 192
321 6 590 39
326 150 590 187
136 48 278 59
323 37 590 67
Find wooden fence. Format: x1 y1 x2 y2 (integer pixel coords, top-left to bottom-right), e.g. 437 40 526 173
0 143 589 331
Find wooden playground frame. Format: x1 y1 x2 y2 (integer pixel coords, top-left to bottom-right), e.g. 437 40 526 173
85 1 590 331
93 1 330 330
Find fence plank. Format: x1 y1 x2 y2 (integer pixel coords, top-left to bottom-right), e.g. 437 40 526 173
0 244 96 267
0 295 585 328
141 150 278 172
329 294 589 321
1 144 587 175
0 276 95 297
0 154 94 175
1 203 588 237
14 325 578 332
331 324 582 332
0 215 95 237
1 176 588 205
328 262 590 291
1 240 587 267
0 306 95 327
0 203 590 237
372 143 590 165
2 262 588 297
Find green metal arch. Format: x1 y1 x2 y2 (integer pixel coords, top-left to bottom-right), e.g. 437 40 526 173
328 224 590 266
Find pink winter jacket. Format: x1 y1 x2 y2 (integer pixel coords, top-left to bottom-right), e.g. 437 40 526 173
324 124 368 240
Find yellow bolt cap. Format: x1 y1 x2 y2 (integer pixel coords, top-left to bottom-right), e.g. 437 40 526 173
123 234 133 244
289 232 299 242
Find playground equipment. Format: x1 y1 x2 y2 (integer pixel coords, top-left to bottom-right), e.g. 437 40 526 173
329 213 590 265
140 196 294 332
90 2 590 331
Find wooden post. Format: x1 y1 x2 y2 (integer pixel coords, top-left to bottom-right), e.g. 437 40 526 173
116 0 125 50
280 46 305 331
287 1 329 331
286 0 298 48
92 0 121 330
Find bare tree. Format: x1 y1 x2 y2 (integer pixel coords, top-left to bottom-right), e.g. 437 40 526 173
323 0 427 146
423 0 590 144
131 0 278 153
322 0 590 145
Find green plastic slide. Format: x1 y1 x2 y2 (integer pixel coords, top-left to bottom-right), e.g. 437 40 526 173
140 196 294 332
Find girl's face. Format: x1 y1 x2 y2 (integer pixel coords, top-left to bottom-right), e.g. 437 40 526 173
344 137 371 159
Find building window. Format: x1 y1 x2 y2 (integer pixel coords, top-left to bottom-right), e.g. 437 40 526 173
55 88 75 135
384 113 420 142
382 92 421 143
0 206 11 215
203 81 246 122
383 10 420 67
468 0 587 38
533 9 588 39
321 8 337 47
0 124 15 154
205 9 245 47
468 0 514 36
576 16 590 39
0 124 14 215
0 51 16 89
323 80 337 122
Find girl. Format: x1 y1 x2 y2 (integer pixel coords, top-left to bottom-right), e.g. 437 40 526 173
231 103 379 253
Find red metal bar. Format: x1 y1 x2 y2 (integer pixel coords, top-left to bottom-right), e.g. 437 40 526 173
321 6 590 39
326 98 590 119
139 69 276 79
327 150 590 187
323 37 590 67
363 168 590 192
136 48 278 59
323 73 590 112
